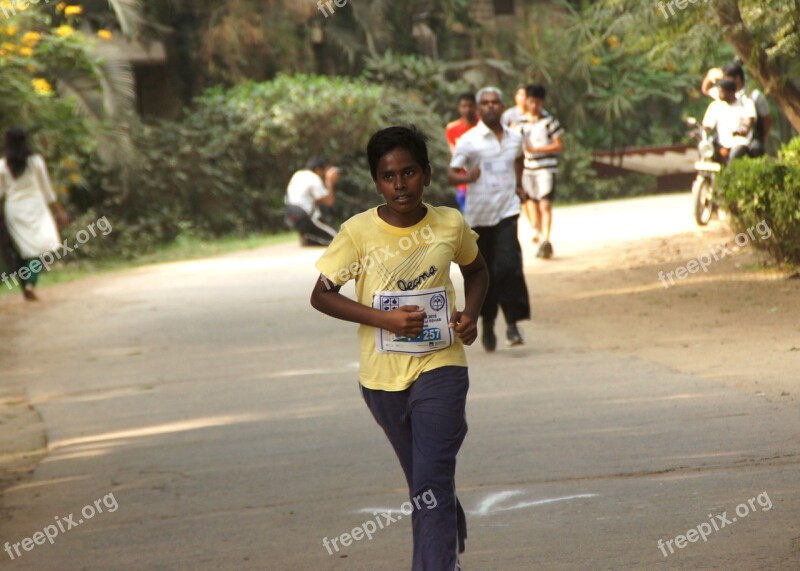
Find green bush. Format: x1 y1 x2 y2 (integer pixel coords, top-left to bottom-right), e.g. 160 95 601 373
718 139 800 264
779 136 800 163
362 52 470 118
75 74 459 258
189 74 456 223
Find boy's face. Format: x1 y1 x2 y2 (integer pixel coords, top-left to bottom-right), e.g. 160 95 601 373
374 148 430 215
526 96 543 115
515 88 526 108
720 87 736 104
458 99 476 121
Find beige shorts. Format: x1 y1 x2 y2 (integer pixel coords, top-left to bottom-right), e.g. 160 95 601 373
522 170 556 201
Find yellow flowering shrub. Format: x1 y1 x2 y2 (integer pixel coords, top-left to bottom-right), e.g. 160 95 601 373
0 1 107 200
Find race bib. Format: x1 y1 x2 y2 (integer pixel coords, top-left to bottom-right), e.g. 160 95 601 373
372 287 453 356
481 159 514 192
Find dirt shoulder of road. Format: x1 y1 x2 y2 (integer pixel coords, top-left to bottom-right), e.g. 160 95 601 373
527 222 800 404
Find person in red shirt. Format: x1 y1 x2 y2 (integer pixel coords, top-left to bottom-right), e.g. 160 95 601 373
445 93 478 212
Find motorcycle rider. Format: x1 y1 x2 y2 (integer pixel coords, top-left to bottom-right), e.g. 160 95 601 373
701 79 756 163
723 64 771 157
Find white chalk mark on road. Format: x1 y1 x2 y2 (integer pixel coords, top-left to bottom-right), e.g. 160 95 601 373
473 490 523 516
354 492 598 519
470 492 599 516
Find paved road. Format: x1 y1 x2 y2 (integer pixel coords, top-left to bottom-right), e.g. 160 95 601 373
1 195 798 570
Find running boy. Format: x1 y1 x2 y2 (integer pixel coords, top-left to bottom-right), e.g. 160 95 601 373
310 125 489 570
519 84 564 259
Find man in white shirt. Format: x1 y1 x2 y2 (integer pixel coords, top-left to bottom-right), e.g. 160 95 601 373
724 64 771 157
702 80 756 163
449 87 530 351
285 156 339 246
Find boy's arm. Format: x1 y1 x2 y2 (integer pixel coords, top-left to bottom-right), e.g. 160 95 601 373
449 253 489 346
310 275 426 338
525 134 564 155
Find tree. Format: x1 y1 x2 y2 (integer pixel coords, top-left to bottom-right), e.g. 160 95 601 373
713 0 800 131
606 0 800 133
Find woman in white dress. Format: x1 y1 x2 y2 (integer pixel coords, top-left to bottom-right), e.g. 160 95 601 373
0 127 68 301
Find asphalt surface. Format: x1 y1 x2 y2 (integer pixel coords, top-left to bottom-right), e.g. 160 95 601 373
1 194 798 570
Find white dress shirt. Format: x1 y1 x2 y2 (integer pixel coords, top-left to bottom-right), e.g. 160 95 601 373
450 121 523 228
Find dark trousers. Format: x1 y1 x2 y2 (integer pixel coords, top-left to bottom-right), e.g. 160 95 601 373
284 205 337 246
729 145 751 162
474 215 530 324
20 258 42 286
362 366 469 571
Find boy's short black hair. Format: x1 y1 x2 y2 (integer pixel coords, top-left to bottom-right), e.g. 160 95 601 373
306 155 328 170
526 84 546 100
458 92 476 104
367 125 431 180
723 64 745 83
717 78 737 94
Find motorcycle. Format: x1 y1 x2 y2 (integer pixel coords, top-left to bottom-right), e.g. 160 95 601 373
685 117 722 226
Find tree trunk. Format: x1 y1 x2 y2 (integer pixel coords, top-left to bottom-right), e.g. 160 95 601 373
714 0 800 134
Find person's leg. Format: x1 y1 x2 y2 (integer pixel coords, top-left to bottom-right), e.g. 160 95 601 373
288 207 336 247
537 173 556 259
494 216 531 326
361 385 414 489
20 258 41 301
729 145 750 162
306 214 337 246
474 225 498 351
520 198 533 228
521 171 542 241
748 140 765 158
540 199 552 241
531 198 542 240
362 372 469 571
408 366 469 571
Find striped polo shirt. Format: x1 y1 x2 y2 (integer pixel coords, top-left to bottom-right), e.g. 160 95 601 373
519 110 564 173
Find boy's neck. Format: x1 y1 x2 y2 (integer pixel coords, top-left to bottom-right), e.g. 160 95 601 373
378 204 427 228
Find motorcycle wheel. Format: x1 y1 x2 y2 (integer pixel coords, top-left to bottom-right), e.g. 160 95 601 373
692 176 713 226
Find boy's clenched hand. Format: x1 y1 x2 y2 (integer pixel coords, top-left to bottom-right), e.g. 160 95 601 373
449 310 477 345
384 305 426 338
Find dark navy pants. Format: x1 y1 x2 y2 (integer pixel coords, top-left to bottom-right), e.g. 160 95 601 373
361 366 469 571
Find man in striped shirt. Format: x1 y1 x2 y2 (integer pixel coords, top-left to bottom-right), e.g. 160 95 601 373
519 84 564 259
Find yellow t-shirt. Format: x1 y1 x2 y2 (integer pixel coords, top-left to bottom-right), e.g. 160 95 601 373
315 204 480 391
